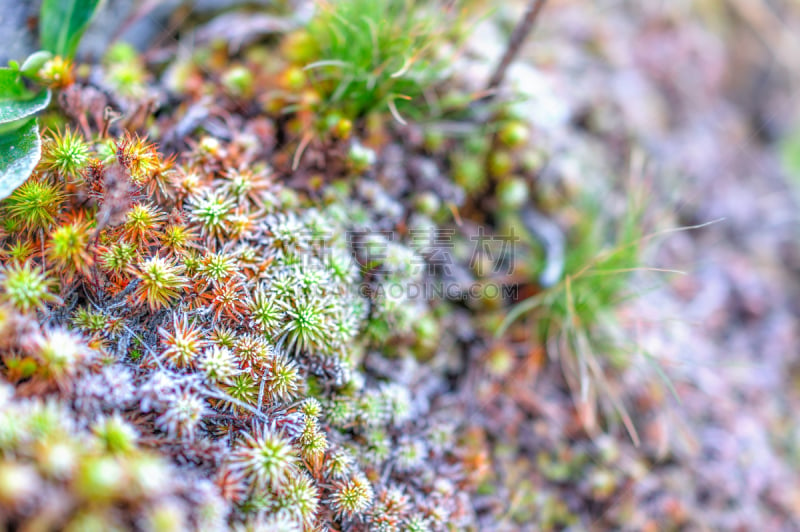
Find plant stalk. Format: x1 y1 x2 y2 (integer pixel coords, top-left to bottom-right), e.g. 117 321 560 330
486 0 548 93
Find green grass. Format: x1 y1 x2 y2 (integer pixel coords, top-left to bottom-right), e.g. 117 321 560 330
497 170 718 441
301 0 457 121
498 181 654 442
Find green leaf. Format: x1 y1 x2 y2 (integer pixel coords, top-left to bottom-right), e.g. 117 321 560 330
0 69 51 125
39 0 102 59
0 118 42 200
20 51 54 77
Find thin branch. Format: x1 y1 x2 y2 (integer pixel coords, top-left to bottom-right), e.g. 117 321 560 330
485 0 549 94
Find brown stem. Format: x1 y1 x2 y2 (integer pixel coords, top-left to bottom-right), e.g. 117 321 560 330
485 0 548 94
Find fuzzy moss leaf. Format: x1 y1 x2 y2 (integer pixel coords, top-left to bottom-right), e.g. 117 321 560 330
40 0 102 59
0 118 42 200
0 69 51 125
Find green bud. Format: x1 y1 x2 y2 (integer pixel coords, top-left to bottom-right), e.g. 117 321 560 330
281 66 307 91
414 192 441 216
486 343 515 377
75 456 125 500
488 150 513 178
590 469 617 500
222 65 254 97
423 129 445 152
348 143 376 172
499 121 530 148
497 177 529 209
281 30 318 64
453 155 485 193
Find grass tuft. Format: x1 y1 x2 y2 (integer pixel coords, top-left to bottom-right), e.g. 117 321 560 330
499 171 654 441
296 0 456 120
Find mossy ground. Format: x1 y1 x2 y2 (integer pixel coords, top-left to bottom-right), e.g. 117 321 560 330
1 1 800 531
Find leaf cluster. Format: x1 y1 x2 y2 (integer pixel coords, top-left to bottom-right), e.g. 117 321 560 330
0 0 101 199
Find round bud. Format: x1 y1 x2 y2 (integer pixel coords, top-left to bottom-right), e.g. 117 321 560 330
335 118 353 139
486 343 515 378
280 66 307 91
453 156 486 193
488 150 513 179
198 136 221 156
348 143 376 172
499 121 530 148
423 130 445 152
414 192 441 216
281 30 318 65
497 177 529 209
222 65 254 97
75 455 125 500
